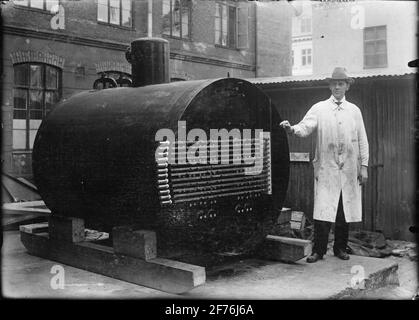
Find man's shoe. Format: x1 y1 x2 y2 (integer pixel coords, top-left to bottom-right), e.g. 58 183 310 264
334 250 350 260
306 253 323 263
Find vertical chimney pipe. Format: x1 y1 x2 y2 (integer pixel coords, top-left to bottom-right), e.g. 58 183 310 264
126 38 170 87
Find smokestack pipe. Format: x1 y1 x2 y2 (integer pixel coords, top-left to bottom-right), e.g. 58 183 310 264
125 38 170 87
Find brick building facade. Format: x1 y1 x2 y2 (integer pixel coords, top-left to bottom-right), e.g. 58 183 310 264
1 0 292 178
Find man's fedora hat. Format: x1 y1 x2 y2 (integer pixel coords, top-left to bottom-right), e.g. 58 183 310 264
326 67 354 84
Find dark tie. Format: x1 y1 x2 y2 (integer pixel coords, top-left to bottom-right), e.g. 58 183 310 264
335 101 342 109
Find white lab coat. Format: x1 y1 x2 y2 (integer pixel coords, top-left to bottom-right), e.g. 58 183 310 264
292 96 369 222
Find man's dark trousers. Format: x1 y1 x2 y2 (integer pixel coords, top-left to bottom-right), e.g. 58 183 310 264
312 193 349 256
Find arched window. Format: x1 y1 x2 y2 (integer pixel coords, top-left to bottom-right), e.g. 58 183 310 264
13 63 62 150
93 71 132 89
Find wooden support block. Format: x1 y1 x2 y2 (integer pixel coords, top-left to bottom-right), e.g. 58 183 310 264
113 226 157 260
19 222 49 234
20 223 206 294
290 211 306 231
48 215 85 243
277 207 292 224
261 235 312 263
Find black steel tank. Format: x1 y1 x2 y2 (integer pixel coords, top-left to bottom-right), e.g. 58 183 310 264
32 38 289 257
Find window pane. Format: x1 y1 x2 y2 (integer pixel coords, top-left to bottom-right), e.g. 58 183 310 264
46 0 59 11
182 20 189 39
13 119 27 150
45 66 58 89
162 0 171 35
14 64 28 86
30 110 43 119
222 5 227 46
98 0 108 22
29 121 42 149
14 89 27 109
31 0 44 9
215 28 221 45
29 90 43 112
172 0 181 37
376 40 386 53
30 65 43 88
45 91 58 113
181 0 190 38
378 54 387 66
364 28 376 41
13 128 27 150
13 0 28 7
13 89 27 119
215 3 221 18
110 0 120 25
376 27 386 40
228 6 236 48
365 42 375 55
121 0 132 27
365 55 374 67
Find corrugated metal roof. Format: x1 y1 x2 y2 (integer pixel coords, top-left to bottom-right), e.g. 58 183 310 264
247 71 417 85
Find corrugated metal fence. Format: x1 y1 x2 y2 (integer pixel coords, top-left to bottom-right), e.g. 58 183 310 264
257 74 416 241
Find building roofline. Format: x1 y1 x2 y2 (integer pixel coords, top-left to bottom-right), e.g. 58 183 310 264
247 71 417 86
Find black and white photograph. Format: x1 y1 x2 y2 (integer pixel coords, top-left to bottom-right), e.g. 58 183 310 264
1 0 418 308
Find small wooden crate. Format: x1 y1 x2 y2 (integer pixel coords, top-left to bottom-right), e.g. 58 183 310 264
290 211 306 231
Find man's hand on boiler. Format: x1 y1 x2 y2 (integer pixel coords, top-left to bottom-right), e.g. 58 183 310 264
280 120 294 134
359 166 368 185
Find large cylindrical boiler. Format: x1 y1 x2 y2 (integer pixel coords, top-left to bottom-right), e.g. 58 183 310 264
32 39 290 256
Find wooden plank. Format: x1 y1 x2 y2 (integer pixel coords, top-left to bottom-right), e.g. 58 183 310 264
19 222 49 234
261 235 312 262
48 215 85 243
113 226 157 260
20 228 206 294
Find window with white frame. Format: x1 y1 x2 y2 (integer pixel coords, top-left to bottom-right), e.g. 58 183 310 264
13 0 59 11
364 26 387 68
13 63 61 150
162 0 191 39
97 0 132 28
301 48 312 66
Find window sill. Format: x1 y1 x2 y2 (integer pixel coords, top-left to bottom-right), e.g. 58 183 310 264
13 4 55 15
215 44 238 51
363 65 388 69
162 34 192 41
97 21 135 31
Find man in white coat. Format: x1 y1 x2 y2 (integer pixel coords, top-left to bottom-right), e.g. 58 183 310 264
280 67 369 263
